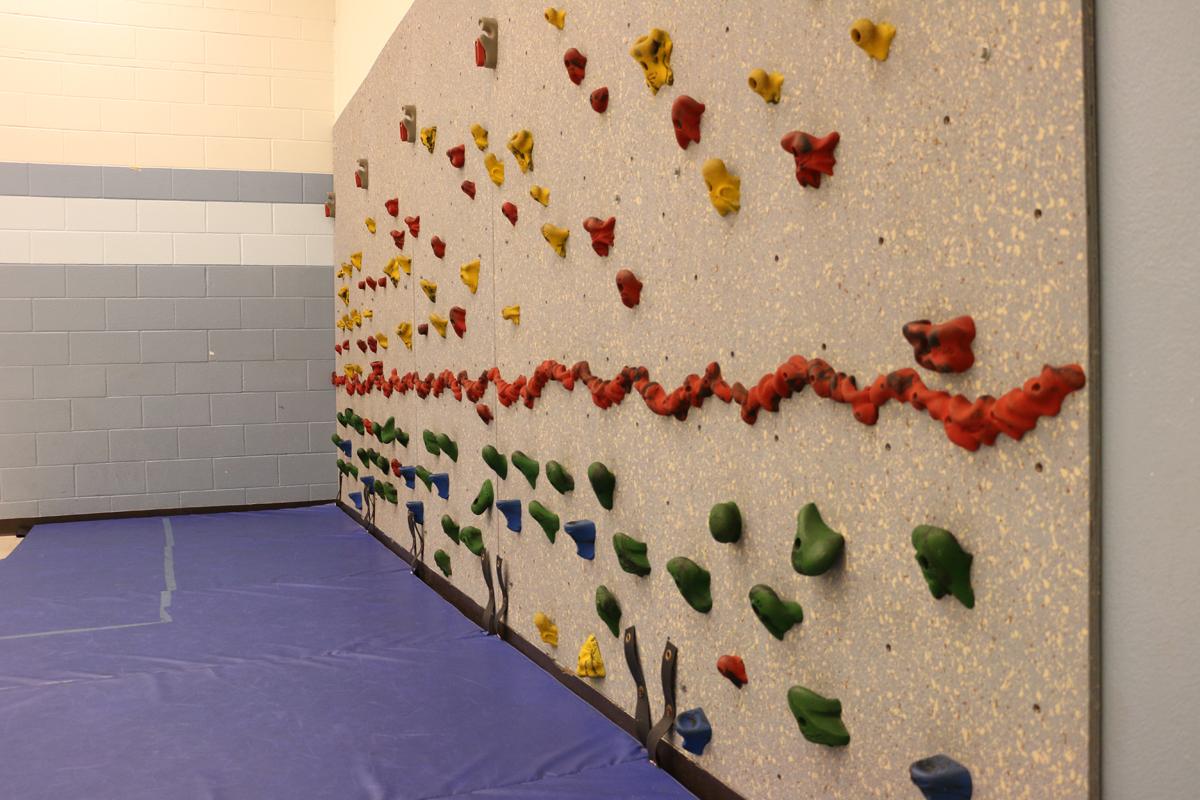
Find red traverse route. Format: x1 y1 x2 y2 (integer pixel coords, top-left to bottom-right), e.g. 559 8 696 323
333 356 1085 452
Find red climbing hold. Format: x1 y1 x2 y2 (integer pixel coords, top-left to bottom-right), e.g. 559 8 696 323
902 316 976 374
780 131 840 188
564 48 587 85
671 95 705 150
356 339 367 353
475 38 486 67
447 144 466 168
476 402 493 424
583 216 616 256
391 458 402 477
405 216 420 238
450 306 467 338
367 335 378 353
590 87 609 113
399 121 410 143
390 229 405 249
502 202 518 226
385 198 399 217
417 323 429 336
717 655 748 688
431 236 446 258
615 269 642 308
462 180 476 199
365 276 377 290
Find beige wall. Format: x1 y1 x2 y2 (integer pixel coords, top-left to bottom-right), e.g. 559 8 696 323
333 0 413 116
0 0 335 172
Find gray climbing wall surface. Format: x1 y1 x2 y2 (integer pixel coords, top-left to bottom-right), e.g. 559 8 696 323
332 2 1097 798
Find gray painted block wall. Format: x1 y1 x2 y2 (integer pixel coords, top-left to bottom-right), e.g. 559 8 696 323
0 167 337 518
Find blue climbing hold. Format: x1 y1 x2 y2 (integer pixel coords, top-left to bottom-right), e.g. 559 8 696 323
405 500 424 525
563 520 596 560
398 466 416 489
361 475 376 494
430 472 450 499
348 491 363 510
676 708 712 755
335 439 351 456
910 754 973 800
496 499 522 532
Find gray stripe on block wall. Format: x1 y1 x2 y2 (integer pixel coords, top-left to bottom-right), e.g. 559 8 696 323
0 164 332 204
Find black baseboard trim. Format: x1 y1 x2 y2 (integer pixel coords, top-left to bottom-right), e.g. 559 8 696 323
0 499 330 537
336 500 746 800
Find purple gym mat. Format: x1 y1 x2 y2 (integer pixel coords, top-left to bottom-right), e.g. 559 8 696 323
0 505 694 800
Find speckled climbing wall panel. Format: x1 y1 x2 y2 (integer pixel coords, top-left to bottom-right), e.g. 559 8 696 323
333 3 1097 798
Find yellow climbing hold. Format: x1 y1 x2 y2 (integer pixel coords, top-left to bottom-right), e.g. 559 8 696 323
470 123 489 151
576 634 605 678
629 28 673 94
335 317 347 330
460 259 480 294
429 313 448 338
748 68 784 104
350 308 362 328
384 255 411 283
337 285 350 305
344 364 362 378
533 612 558 646
375 333 389 350
484 153 505 187
541 223 569 257
507 130 534 174
361 309 373 322
420 126 437 153
544 8 565 30
702 158 741 217
396 322 413 350
337 264 352 279
850 18 895 61
419 279 438 303
350 252 362 270
365 217 377 234
529 185 550 207
501 305 521 325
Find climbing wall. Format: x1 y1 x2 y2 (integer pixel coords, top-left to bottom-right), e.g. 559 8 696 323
333 2 1096 799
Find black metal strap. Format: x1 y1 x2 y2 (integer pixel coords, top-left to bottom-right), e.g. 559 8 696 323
623 626 652 744
494 555 509 636
480 547 496 633
645 640 678 760
405 510 425 576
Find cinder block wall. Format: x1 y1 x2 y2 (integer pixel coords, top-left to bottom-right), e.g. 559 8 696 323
0 1 338 519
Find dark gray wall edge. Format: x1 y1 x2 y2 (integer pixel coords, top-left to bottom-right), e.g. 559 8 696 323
0 163 333 204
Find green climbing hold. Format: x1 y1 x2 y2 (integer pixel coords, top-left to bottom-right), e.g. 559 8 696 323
434 549 452 577
511 451 539 487
749 584 804 640
414 465 433 491
337 408 351 427
356 447 372 467
787 686 850 747
587 462 616 510
481 445 508 479
529 501 560 542
376 481 398 504
471 479 495 515
595 585 622 637
912 525 975 609
708 501 743 543
435 433 458 462
666 557 712 613
336 459 359 478
459 526 484 555
441 514 461 544
612 533 651 577
397 429 410 447
546 461 575 494
373 452 389 472
422 429 440 456
378 417 398 444
350 413 365 435
792 503 846 576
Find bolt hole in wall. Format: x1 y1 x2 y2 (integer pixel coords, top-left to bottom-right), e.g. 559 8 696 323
333 2 1095 798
